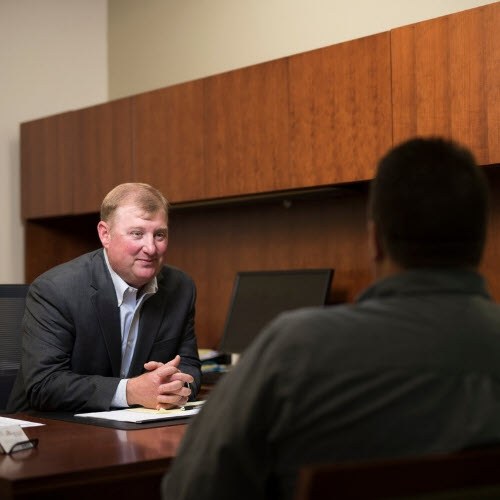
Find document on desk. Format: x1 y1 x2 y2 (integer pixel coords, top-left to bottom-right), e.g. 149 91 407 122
74 401 205 424
0 416 44 428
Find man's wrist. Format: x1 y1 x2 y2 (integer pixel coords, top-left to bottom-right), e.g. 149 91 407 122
111 378 129 408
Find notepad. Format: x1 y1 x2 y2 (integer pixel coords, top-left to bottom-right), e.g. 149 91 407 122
75 401 204 424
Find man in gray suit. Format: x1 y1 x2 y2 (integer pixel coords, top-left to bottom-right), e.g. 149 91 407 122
8 182 200 413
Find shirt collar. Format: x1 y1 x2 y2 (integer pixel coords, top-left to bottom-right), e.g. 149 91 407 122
103 249 158 306
356 268 490 303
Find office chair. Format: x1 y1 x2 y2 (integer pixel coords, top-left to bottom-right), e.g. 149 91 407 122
294 446 500 500
0 284 29 411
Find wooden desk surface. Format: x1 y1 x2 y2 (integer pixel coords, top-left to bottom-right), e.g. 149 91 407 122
0 413 187 500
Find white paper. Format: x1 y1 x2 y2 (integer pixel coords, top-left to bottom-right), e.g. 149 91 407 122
198 348 224 361
0 416 44 428
75 401 204 423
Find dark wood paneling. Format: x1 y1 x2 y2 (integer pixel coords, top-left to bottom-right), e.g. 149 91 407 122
295 446 500 500
288 32 393 186
167 190 371 348
481 166 500 303
391 2 500 164
203 59 289 198
74 98 135 213
24 215 101 283
133 81 205 203
21 112 76 219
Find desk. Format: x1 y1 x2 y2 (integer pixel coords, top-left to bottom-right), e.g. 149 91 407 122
0 413 186 500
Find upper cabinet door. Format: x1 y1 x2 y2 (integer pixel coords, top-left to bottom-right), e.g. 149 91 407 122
203 59 289 199
74 98 135 214
133 81 205 204
288 32 393 186
391 3 500 166
21 111 77 219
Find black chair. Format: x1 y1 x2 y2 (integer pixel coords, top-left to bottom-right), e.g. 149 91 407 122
295 447 500 499
0 284 29 411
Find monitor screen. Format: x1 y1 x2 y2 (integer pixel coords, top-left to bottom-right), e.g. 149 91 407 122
219 269 333 354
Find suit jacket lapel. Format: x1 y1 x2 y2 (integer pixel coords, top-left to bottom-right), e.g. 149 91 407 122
90 250 122 377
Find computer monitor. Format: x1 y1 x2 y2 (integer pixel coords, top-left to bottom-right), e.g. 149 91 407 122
219 269 333 355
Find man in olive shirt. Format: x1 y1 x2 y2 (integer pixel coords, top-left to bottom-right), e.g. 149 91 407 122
163 138 500 500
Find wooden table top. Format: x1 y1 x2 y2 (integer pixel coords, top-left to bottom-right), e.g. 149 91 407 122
0 412 187 497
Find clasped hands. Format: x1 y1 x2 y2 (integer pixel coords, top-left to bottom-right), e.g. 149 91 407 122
126 354 193 410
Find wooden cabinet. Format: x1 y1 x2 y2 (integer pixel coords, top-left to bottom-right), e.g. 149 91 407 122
25 215 101 284
20 4 499 347
21 111 77 219
288 32 393 186
391 2 500 165
133 81 205 203
21 99 134 219
203 59 289 198
135 60 290 203
75 98 135 213
22 4 498 217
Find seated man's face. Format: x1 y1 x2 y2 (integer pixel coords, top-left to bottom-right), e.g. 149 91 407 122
100 203 169 288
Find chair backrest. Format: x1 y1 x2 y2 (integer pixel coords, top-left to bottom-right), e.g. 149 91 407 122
295 447 500 500
0 284 29 410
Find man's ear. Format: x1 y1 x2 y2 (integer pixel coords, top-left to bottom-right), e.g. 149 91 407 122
367 219 385 263
97 221 111 248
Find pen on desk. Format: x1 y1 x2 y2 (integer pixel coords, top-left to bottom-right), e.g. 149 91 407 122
179 404 202 412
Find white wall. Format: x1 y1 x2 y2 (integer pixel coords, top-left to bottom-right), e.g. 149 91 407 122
108 0 498 99
0 0 108 282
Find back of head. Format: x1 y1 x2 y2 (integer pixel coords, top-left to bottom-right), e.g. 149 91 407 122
368 137 489 269
100 182 169 223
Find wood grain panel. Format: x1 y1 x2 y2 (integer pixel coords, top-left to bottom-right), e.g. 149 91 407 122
167 190 371 348
204 59 289 198
288 32 392 186
21 112 76 219
391 3 500 165
480 166 500 302
24 215 101 282
74 98 135 214
133 81 205 203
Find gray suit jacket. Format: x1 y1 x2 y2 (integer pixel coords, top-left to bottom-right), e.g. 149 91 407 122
7 249 201 413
